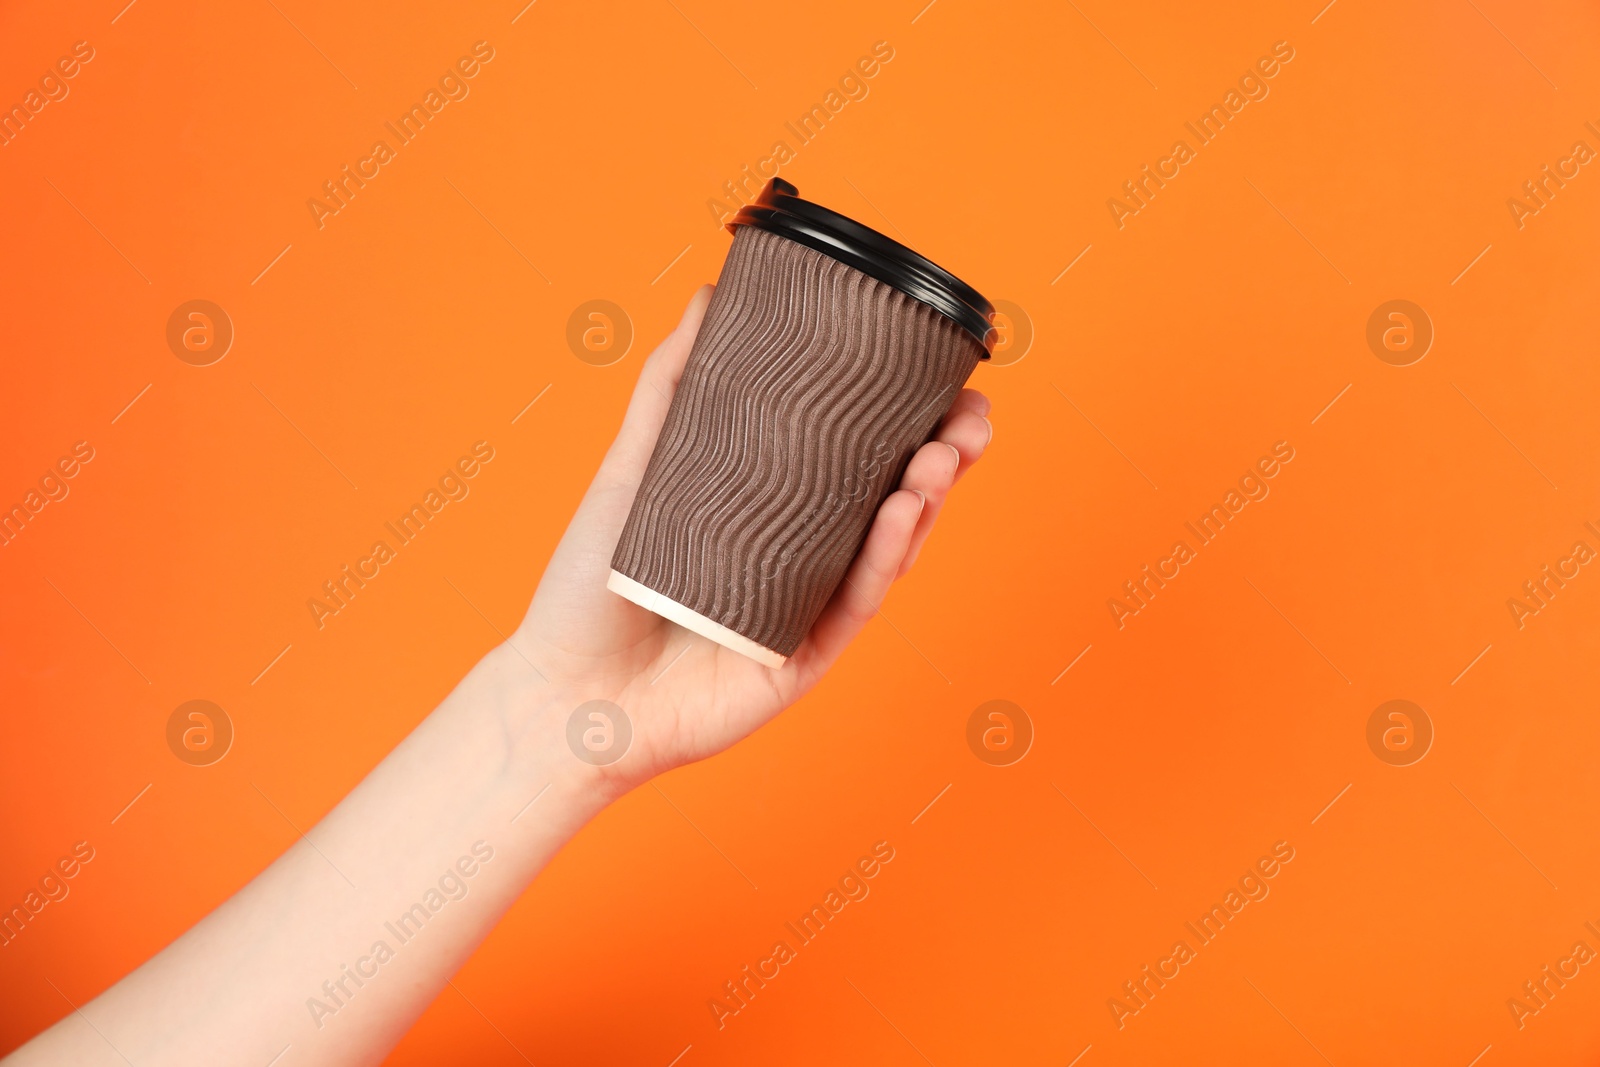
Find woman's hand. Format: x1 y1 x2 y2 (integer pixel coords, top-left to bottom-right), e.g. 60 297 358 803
515 284 994 791
1 283 992 1067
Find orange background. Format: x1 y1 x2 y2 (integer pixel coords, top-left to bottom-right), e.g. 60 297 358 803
3 0 1599 1063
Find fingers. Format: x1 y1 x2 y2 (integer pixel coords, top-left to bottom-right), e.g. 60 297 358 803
793 488 926 678
791 389 992 680
937 388 993 478
897 389 992 576
894 441 961 578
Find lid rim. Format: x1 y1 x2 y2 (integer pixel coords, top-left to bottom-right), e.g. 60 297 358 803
727 179 995 355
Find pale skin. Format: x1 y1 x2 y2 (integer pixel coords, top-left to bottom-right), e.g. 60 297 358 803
6 285 993 1066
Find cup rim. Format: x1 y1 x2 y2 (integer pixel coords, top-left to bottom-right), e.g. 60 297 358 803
727 178 996 356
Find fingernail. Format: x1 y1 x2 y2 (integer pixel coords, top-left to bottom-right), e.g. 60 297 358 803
943 442 961 470
912 489 927 512
980 416 994 448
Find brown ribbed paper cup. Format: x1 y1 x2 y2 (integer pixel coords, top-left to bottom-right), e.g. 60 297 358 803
608 178 994 667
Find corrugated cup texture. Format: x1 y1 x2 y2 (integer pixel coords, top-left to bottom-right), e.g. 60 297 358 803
611 225 984 657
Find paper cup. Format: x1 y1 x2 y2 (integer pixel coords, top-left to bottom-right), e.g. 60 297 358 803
609 179 994 665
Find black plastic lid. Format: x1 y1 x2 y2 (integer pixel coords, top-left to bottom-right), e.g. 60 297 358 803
727 178 995 355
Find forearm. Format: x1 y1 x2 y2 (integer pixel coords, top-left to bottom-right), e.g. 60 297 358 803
9 639 607 1067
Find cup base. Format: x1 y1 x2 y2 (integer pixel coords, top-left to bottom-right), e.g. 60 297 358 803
606 569 788 669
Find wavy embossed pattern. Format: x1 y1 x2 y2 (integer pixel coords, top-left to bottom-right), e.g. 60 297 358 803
611 225 984 657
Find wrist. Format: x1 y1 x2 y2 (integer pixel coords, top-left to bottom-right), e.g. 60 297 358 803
476 637 637 814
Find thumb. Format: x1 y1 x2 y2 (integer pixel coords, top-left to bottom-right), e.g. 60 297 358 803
603 284 714 478
592 279 710 492
527 284 716 631
645 283 715 393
